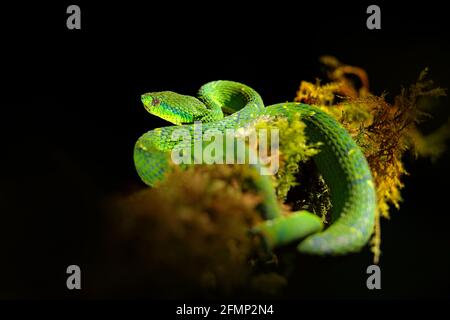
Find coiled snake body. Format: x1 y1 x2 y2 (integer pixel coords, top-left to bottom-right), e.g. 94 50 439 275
134 81 376 255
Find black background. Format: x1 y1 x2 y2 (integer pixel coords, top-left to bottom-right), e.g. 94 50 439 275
1 1 449 299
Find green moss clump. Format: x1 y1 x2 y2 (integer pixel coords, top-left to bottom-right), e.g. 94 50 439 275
254 114 321 201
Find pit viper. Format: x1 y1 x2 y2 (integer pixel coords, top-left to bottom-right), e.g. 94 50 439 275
134 80 376 255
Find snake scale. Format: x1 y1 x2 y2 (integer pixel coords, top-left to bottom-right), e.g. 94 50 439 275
134 80 376 255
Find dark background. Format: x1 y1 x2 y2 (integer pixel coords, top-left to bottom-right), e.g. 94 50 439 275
1 1 449 299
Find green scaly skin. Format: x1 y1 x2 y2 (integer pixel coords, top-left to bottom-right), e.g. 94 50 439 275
134 80 376 255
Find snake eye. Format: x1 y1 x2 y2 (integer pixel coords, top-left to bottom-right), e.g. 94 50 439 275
152 97 160 106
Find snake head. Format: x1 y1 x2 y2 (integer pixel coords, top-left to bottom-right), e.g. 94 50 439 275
141 91 220 125
141 92 193 125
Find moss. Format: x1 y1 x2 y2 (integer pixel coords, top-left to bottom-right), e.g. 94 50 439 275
295 57 448 263
254 114 321 201
96 164 289 298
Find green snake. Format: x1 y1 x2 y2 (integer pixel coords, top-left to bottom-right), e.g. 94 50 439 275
134 80 376 255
